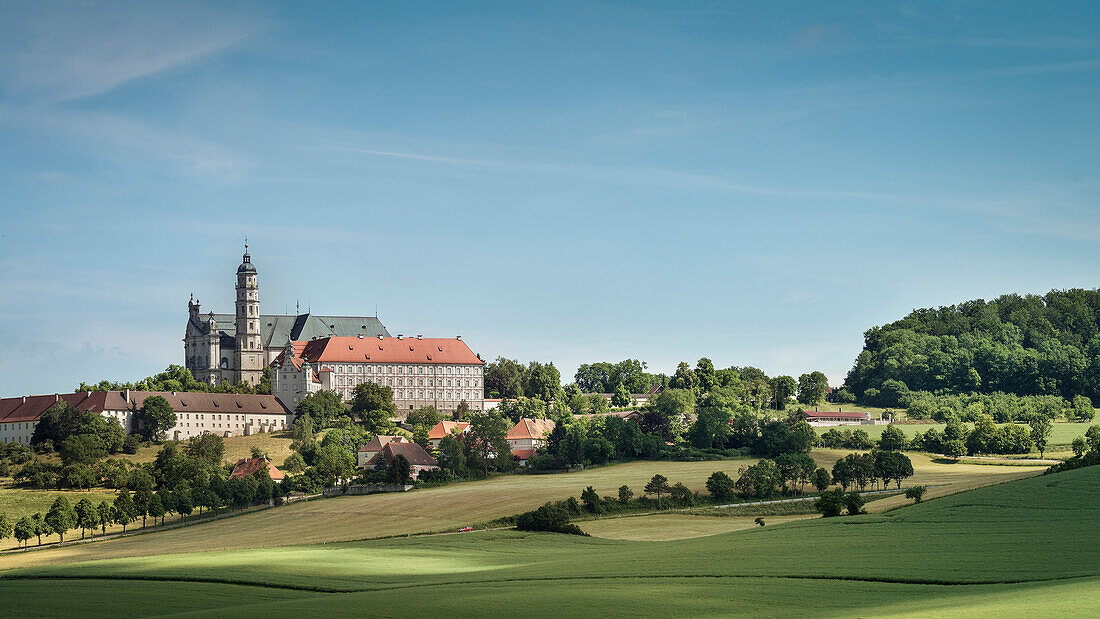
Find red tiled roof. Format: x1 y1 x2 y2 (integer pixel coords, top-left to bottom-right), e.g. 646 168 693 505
0 392 106 424
427 420 469 440
512 449 536 460
366 442 439 467
358 434 407 452
274 336 483 367
229 457 286 481
506 418 556 440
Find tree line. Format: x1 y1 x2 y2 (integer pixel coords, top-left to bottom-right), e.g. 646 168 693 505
845 289 1100 404
76 365 270 396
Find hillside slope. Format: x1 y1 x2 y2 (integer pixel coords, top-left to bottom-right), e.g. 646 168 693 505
3 465 1098 615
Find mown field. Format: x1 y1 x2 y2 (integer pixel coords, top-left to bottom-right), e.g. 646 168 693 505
0 484 117 523
116 430 301 465
852 420 1089 446
1 465 1097 616
0 450 1037 564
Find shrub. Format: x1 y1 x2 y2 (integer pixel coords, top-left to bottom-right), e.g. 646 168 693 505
843 491 865 515
705 471 736 502
515 504 586 535
814 489 845 517
905 485 927 503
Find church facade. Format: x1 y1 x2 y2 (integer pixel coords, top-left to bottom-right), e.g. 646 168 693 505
184 248 390 386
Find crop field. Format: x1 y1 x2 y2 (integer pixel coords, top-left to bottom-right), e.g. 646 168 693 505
0 450 1037 568
579 513 815 540
0 465 1097 616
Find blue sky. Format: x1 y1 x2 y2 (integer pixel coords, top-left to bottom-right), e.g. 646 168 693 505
2 1 1099 396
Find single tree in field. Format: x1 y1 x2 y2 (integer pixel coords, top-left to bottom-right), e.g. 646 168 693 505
45 496 76 543
0 513 12 547
31 512 46 546
905 486 927 504
147 493 165 528
1028 414 1053 459
113 490 136 533
1072 436 1087 458
618 485 633 505
705 471 736 502
133 487 153 528
14 516 33 548
95 501 112 535
74 498 98 539
644 474 671 508
580 486 602 514
813 467 831 492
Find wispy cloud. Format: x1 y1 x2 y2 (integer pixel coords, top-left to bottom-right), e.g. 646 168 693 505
0 1 268 102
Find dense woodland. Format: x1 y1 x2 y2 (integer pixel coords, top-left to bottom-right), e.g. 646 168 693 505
844 289 1100 405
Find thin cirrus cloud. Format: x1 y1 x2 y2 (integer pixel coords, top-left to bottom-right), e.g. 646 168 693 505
0 1 268 103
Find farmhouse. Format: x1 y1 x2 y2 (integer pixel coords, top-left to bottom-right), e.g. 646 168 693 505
229 456 286 481
506 418 556 464
364 442 440 479
427 420 470 449
357 434 408 468
0 391 294 444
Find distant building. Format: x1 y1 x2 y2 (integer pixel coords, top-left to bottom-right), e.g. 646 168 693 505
364 442 440 479
0 391 293 444
427 420 470 449
357 434 408 468
506 418 556 464
803 410 872 426
271 335 485 415
229 456 286 481
184 247 388 387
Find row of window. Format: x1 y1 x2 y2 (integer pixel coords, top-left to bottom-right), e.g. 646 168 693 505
334 376 480 388
338 389 479 402
330 364 481 377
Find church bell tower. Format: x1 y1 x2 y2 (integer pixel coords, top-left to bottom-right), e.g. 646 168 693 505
234 243 264 385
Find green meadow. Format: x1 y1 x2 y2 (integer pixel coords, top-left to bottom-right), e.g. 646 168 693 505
2 464 1098 616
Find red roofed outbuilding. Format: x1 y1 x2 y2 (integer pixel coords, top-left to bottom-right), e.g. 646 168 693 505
229 456 286 481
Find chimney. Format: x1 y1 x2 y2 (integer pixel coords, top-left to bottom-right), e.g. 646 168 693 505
21 396 25 404
124 388 130 403
456 335 462 340
55 393 59 402
397 334 403 340
416 334 422 340
86 391 91 398
377 334 384 340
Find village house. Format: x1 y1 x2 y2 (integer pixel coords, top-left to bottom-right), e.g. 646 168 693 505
426 420 470 449
803 410 874 426
364 442 440 479
0 391 294 445
506 418 556 465
229 456 286 481
356 434 408 468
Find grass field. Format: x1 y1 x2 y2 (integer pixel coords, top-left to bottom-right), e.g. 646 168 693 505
0 449 1037 566
1 465 1097 616
116 430 300 466
850 420 1090 446
0 484 117 522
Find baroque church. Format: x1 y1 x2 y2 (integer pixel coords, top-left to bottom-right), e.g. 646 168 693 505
184 247 389 386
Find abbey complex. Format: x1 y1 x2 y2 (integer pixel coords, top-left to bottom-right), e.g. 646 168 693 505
183 248 485 414
183 247 389 387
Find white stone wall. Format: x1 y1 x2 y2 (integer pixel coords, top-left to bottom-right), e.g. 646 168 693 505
0 421 36 445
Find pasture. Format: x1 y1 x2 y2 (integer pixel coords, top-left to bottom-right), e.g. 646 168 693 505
0 451 1037 567
1 465 1097 616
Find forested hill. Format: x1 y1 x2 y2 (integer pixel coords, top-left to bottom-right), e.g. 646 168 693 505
844 289 1100 404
